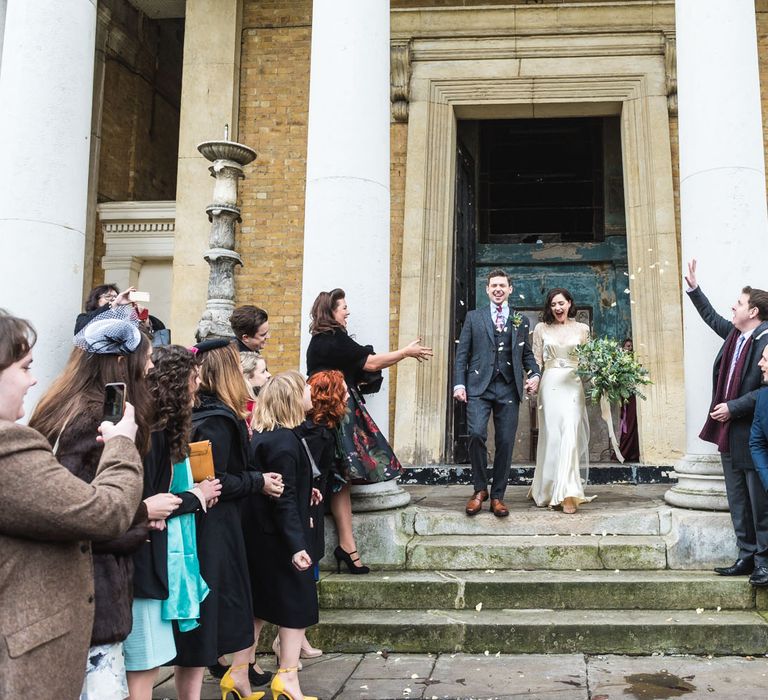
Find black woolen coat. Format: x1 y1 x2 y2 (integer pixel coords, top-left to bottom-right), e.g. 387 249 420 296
132 430 204 600
244 427 319 629
305 328 371 386
171 393 264 666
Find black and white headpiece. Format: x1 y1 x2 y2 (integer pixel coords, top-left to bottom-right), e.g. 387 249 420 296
73 305 142 355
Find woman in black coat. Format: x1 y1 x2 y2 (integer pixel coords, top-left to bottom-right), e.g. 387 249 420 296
306 288 432 572
173 339 283 700
244 372 321 700
125 345 221 700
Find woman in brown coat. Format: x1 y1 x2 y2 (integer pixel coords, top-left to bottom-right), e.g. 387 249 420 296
0 309 144 700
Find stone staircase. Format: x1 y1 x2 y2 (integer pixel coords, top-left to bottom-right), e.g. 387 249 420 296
308 485 768 655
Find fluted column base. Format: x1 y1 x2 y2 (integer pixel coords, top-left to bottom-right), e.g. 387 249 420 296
351 479 411 512
664 453 728 511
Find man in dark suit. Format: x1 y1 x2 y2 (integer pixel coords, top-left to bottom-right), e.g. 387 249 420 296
748 347 768 587
686 259 768 586
454 269 540 517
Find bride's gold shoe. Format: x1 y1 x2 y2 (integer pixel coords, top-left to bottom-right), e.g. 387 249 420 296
561 497 577 514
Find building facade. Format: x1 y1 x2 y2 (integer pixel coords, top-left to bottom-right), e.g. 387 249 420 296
2 1 768 497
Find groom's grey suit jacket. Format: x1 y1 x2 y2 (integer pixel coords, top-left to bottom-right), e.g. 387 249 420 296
454 307 540 400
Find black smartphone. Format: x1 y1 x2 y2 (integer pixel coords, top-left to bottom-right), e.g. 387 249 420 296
103 382 127 423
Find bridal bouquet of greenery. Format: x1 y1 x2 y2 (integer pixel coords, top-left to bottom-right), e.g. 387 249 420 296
573 337 651 463
574 337 651 405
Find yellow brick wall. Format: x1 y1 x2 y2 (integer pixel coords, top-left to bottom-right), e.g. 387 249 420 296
237 1 313 373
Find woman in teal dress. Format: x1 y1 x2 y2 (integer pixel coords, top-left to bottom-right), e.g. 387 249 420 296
124 345 220 700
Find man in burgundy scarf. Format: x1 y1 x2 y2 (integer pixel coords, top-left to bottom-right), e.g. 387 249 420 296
686 259 768 587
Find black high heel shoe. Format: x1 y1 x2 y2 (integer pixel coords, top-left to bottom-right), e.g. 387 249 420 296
209 662 272 686
334 545 370 574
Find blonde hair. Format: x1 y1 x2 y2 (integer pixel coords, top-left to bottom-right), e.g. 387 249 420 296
199 342 249 420
252 372 306 432
240 351 264 377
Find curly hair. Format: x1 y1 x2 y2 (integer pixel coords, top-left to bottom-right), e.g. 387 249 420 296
308 370 347 429
147 345 199 463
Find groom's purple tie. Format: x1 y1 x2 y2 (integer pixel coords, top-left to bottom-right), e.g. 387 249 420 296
495 304 504 332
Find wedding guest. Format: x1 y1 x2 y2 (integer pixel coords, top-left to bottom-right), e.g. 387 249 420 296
529 288 594 514
615 338 640 462
749 345 768 587
306 288 432 571
269 369 346 668
124 345 221 700
453 269 540 517
174 339 283 700
0 309 143 699
686 259 768 585
75 284 166 339
231 305 270 353
245 373 321 700
241 352 271 397
30 307 164 700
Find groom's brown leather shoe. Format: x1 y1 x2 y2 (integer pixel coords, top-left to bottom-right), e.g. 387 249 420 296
465 489 488 515
490 498 510 517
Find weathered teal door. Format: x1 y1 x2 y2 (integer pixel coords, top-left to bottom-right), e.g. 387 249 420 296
474 238 631 340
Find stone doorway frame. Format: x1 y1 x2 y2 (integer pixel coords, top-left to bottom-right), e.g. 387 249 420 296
393 12 684 467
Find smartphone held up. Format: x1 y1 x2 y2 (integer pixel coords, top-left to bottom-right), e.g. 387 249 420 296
103 382 127 423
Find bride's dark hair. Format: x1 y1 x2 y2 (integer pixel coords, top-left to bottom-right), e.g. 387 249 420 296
542 288 577 324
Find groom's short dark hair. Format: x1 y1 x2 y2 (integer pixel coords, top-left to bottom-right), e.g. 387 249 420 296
486 268 511 285
744 286 768 320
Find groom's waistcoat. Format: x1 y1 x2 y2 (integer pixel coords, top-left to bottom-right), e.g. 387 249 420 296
492 321 515 384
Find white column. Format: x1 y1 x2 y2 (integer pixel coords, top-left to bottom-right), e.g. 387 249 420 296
300 0 391 428
300 1 407 511
666 0 768 509
0 0 96 414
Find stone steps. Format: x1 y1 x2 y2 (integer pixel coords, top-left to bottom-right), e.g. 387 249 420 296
318 570 759 611
308 607 768 655
405 534 667 570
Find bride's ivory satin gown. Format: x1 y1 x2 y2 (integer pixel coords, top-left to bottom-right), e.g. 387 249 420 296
529 320 595 507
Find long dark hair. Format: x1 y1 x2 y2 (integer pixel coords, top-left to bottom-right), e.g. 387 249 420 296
542 288 577 324
30 333 153 455
309 288 346 335
0 309 36 372
148 345 199 463
84 284 119 312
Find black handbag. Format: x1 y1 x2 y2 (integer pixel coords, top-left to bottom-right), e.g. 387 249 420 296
357 344 383 395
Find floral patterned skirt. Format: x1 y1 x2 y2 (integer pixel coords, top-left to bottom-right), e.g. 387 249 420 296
337 386 402 483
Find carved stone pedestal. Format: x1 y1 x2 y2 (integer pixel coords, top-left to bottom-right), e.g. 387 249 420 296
195 140 256 341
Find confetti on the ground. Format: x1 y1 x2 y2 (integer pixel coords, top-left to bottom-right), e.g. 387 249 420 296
475 602 483 611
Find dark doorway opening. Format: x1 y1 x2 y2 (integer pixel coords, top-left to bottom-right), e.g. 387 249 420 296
448 116 631 464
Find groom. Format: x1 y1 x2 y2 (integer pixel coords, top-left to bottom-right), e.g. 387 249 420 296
454 269 540 517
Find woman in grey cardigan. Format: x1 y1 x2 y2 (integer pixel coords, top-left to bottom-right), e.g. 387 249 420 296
0 309 144 700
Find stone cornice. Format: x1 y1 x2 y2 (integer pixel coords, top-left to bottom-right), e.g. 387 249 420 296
392 1 675 39
98 200 176 259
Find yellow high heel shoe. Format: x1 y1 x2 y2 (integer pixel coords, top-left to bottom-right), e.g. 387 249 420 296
270 667 317 700
220 664 266 700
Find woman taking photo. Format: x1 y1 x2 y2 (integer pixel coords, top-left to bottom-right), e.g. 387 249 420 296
529 288 594 514
30 307 167 700
306 288 432 572
124 345 221 700
245 372 320 700
173 339 282 700
0 309 143 698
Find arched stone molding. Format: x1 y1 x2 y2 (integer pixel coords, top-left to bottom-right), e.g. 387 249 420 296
393 15 683 466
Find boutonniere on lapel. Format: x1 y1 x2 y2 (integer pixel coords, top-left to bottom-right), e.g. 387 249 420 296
511 311 524 329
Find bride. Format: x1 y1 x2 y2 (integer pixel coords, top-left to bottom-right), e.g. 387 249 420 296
529 288 594 514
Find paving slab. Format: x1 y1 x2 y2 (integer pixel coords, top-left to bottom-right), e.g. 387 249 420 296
428 653 587 699
588 654 768 699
